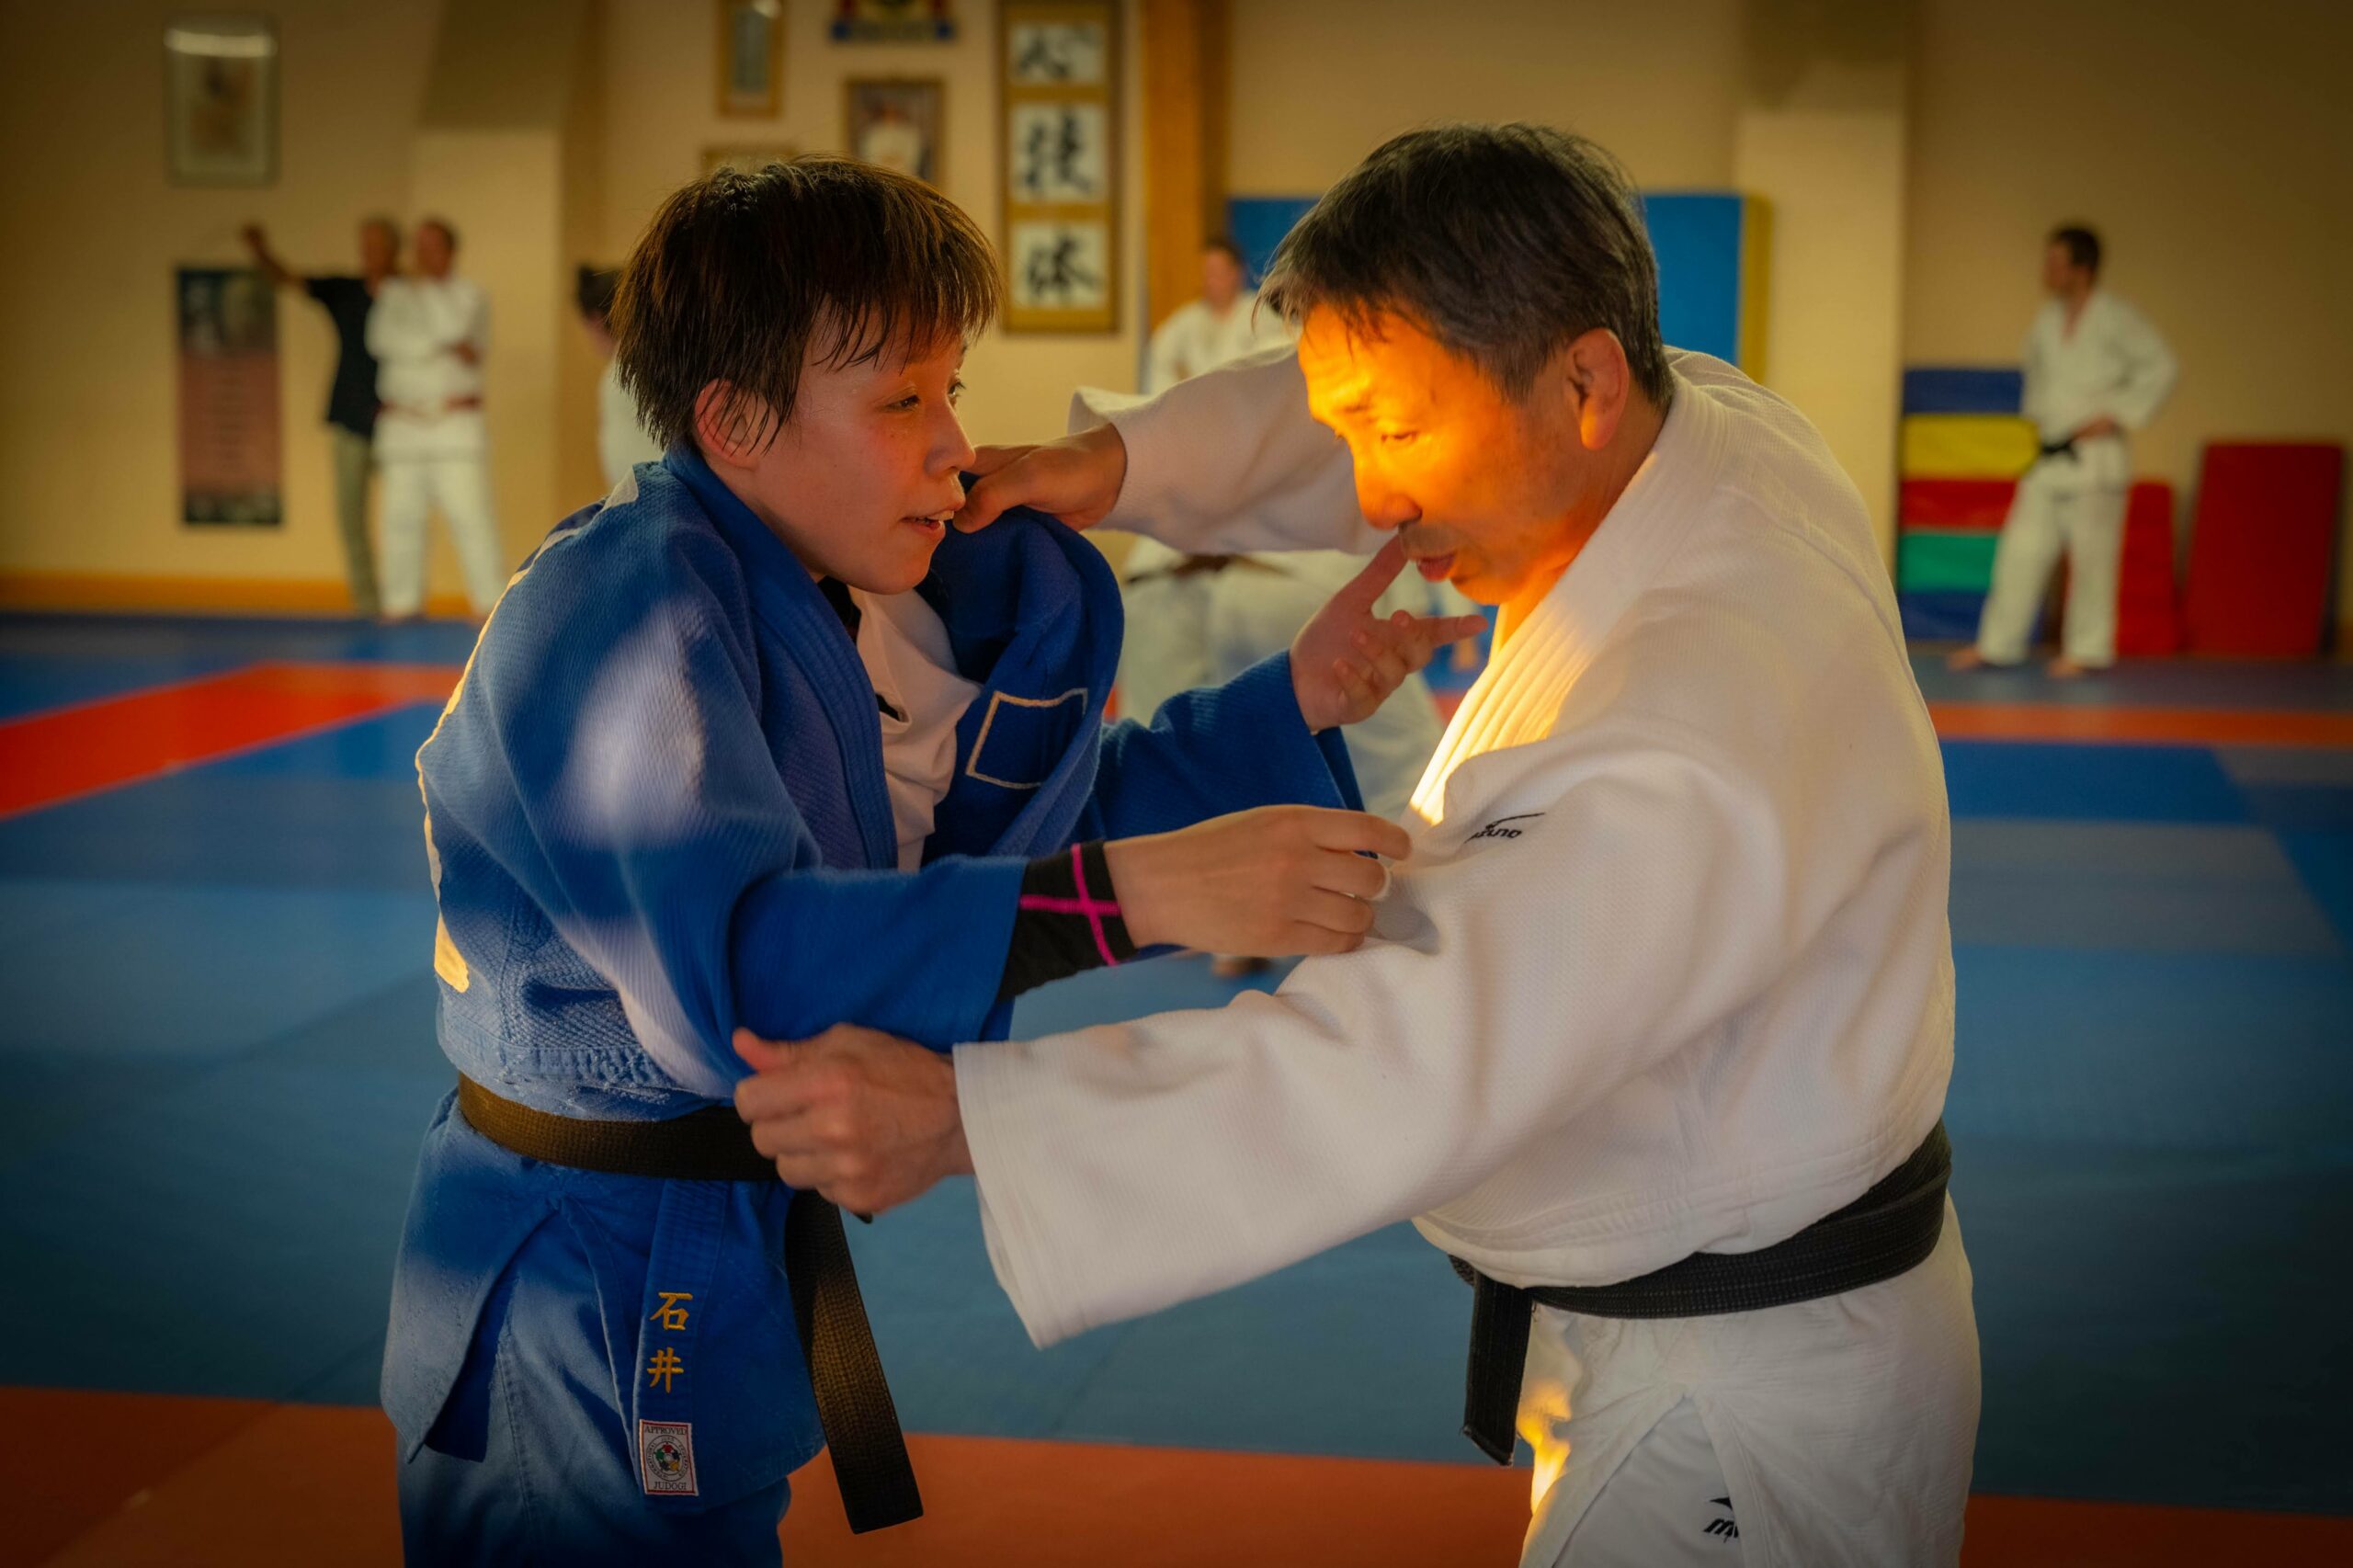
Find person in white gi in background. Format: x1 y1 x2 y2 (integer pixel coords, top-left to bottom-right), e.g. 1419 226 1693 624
1126 238 1465 829
732 124 1979 1567
574 266 663 491
369 218 505 619
1949 224 2176 677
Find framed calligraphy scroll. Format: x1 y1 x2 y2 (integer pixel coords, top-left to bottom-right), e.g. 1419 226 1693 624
1000 1 1118 334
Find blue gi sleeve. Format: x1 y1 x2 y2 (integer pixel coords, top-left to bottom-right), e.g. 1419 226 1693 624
1084 651 1363 840
422 528 1023 1101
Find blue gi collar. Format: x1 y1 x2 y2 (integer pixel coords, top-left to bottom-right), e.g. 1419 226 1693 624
661 446 898 872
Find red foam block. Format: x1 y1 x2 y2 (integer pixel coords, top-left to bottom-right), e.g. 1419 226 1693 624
1900 477 2016 532
2114 481 2179 656
2183 443 2345 656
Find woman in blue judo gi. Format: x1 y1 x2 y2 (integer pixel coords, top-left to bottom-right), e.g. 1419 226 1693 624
382 157 1480 1564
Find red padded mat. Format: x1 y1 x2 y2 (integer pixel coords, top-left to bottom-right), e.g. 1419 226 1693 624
2183 443 2344 656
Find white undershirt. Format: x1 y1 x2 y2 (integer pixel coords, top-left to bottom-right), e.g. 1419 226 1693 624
850 588 982 869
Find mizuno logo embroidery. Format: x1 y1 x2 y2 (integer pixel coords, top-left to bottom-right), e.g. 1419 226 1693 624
1468 812 1544 843
1703 1496 1739 1540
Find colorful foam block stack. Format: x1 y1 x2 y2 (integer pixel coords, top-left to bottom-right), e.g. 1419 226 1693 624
1896 367 2184 653
1895 368 2034 641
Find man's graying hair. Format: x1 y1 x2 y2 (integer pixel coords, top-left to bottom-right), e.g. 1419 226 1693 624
1263 123 1673 408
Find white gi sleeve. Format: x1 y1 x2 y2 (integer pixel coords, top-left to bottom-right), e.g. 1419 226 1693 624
955 719 1799 1347
2103 301 2177 433
1068 346 1380 556
365 283 432 363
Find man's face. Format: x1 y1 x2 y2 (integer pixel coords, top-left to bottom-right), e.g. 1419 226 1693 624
727 335 976 594
1297 306 1582 606
416 225 454 278
359 222 397 276
1201 247 1244 310
2041 242 2086 296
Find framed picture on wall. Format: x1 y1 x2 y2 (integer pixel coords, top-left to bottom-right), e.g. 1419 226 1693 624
704 142 799 176
846 78 944 187
829 1 956 43
165 14 278 187
1000 1 1118 333
716 0 786 118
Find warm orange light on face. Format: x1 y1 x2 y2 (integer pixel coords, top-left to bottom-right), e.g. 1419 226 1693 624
1298 307 1582 609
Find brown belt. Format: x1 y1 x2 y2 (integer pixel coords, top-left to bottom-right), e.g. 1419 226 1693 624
454 1075 923 1533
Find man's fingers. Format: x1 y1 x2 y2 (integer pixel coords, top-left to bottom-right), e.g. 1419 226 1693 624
952 467 1021 532
1312 847 1392 901
966 443 1031 479
1351 628 1412 689
1302 808 1415 862
733 1028 792 1074
1293 887 1378 937
1336 538 1409 608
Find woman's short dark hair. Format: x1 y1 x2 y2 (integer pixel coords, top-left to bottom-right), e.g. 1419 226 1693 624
2049 224 2102 276
1263 122 1672 407
612 155 1002 452
575 265 619 323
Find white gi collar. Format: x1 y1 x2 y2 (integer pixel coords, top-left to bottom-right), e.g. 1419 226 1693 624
1413 366 1734 821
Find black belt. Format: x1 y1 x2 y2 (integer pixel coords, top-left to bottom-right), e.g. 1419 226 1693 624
1450 1122 1951 1464
454 1075 923 1533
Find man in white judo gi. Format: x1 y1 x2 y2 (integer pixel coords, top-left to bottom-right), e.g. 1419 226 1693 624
369 217 506 619
1127 236 1464 830
733 123 1980 1566
1949 224 2176 676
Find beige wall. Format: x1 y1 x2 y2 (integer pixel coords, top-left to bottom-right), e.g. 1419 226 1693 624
6 0 2347 627
1733 1 1912 557
597 0 1147 454
0 0 1145 602
1227 0 1745 193
1906 0 2353 625
1226 0 1910 551
0 0 442 591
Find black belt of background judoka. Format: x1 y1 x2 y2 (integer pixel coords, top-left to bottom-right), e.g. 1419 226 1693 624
453 1075 922 1534
1121 551 1286 585
1449 1120 1952 1464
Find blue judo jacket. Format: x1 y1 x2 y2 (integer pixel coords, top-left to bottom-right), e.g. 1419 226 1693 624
382 449 1359 1515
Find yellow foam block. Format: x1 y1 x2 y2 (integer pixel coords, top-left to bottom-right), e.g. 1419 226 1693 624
1901 415 2040 480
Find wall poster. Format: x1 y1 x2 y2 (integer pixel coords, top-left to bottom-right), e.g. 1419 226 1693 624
176 267 282 526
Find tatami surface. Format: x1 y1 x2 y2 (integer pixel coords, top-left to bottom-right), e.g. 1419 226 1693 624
3 614 2348 1564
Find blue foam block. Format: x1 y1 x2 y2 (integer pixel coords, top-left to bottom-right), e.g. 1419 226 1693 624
1903 366 2024 416
1900 588 1986 642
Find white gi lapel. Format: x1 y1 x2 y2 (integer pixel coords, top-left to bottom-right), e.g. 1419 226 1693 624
1410 369 1733 827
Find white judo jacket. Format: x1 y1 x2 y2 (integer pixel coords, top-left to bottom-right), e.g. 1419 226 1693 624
2020 290 2177 493
958 345 1954 1334
369 276 490 460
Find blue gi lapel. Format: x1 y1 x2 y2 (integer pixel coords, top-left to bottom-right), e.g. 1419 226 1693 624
918 507 1124 860
662 449 898 872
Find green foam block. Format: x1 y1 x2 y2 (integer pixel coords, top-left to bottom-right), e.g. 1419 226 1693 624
1896 529 2000 593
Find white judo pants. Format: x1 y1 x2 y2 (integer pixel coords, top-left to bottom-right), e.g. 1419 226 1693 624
1972 470 2127 667
1518 1200 1979 1567
379 452 505 617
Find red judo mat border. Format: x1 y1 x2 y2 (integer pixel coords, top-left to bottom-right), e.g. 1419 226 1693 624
9 1389 2350 1568
5 665 2350 829
0 660 463 818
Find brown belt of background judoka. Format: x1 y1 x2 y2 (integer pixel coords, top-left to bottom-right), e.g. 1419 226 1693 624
1449 1121 1952 1464
454 1074 923 1534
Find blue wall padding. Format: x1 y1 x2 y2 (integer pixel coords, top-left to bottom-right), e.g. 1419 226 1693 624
1900 588 1988 642
1226 197 1317 284
1640 193 1745 366
1228 191 1755 368
1904 367 2025 416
